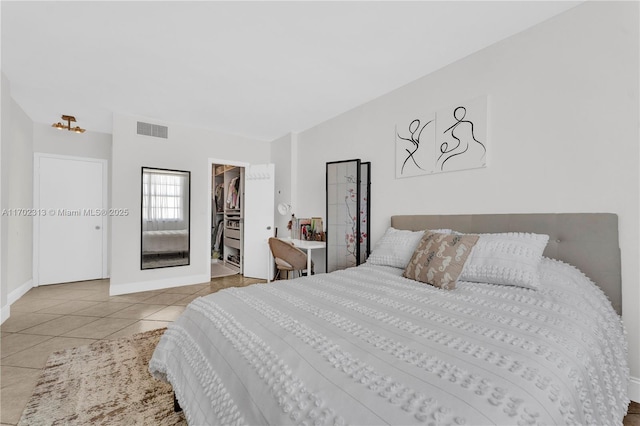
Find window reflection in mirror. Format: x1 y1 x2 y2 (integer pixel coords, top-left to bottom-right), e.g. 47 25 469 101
141 167 190 269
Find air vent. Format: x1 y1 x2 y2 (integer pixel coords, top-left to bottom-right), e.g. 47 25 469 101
137 121 168 139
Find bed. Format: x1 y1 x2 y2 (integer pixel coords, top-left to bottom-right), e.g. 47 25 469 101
142 229 189 255
149 213 629 425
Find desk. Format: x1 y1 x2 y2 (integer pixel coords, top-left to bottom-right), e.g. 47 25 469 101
267 238 326 282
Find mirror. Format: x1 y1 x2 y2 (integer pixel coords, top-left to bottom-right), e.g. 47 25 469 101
141 167 190 269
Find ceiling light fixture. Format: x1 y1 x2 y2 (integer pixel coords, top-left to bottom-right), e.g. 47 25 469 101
51 115 86 133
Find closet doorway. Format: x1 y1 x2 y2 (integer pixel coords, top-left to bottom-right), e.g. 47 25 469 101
209 159 275 280
211 162 244 278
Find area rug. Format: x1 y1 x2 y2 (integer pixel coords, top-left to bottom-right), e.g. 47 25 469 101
18 328 186 426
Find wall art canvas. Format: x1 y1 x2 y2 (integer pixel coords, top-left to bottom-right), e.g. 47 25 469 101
435 96 487 173
395 114 436 179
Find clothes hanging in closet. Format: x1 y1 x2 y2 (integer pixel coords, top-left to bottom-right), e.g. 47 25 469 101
226 177 240 209
214 183 224 212
214 218 224 251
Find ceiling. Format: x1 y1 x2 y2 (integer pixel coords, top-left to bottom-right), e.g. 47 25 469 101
2 1 580 141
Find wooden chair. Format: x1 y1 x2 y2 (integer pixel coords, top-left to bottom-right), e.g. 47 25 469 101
268 237 313 280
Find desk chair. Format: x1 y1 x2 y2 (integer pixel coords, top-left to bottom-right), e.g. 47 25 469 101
268 237 314 280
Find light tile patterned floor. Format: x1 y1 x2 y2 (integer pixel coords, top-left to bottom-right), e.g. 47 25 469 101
0 274 264 425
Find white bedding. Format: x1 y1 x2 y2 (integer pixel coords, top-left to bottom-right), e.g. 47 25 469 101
149 258 629 425
142 229 189 254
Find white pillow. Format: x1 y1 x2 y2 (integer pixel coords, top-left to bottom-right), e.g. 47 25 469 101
367 227 451 269
459 232 549 289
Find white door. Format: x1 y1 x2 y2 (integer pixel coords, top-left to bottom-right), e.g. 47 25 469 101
35 155 107 285
243 163 275 279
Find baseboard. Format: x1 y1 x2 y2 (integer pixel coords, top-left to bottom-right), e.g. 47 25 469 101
1 279 33 324
109 273 210 296
630 375 640 403
0 304 10 324
8 279 33 305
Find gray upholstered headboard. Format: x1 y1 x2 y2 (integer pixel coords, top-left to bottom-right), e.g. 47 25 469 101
391 213 622 315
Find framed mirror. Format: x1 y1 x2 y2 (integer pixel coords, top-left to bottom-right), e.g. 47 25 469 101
141 167 190 269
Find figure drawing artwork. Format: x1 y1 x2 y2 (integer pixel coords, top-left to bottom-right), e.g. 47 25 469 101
395 96 488 178
395 114 436 178
436 96 487 173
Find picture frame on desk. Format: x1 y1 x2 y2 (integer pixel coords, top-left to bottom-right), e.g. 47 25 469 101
311 217 323 233
299 218 311 240
291 217 325 241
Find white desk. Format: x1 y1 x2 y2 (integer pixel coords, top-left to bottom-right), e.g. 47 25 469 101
267 238 326 282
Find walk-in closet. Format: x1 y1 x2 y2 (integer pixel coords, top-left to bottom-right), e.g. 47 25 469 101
211 164 244 276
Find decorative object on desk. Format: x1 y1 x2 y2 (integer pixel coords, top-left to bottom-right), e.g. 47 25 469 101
311 217 325 241
325 159 371 273
299 218 312 240
289 216 326 241
287 213 295 239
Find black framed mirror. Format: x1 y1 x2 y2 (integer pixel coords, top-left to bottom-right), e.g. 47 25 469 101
141 167 190 269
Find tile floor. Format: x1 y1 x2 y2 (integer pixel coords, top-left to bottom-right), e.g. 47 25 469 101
1 276 639 425
0 274 264 425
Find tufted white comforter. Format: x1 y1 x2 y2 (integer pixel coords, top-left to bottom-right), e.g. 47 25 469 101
142 229 189 254
149 259 629 425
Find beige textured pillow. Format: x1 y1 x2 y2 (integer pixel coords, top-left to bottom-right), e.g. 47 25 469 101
403 231 479 289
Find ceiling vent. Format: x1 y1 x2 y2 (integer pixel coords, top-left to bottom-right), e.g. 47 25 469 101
137 121 168 139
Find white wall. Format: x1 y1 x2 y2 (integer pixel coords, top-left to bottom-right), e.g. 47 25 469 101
7 98 34 295
271 132 293 237
110 113 270 295
0 74 113 323
294 2 640 397
1 73 35 322
33 123 112 160
1 72 11 321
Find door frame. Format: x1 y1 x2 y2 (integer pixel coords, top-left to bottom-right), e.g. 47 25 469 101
208 158 249 280
33 153 109 286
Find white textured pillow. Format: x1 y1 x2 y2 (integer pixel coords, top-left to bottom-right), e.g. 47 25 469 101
367 227 451 269
459 232 549 289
